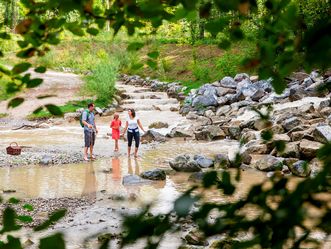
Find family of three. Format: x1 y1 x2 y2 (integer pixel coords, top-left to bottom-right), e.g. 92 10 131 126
81 103 145 161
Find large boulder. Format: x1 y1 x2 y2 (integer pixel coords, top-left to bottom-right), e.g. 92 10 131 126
194 125 226 141
141 130 166 143
288 160 311 177
193 155 214 168
169 155 201 172
253 155 283 172
220 76 237 89
313 125 331 143
299 139 322 159
140 169 166 180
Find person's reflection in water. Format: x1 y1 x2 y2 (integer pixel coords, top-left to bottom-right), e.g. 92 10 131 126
81 162 97 201
127 157 140 175
126 157 141 201
112 157 121 180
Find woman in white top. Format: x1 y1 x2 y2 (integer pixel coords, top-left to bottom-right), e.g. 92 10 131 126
122 109 145 158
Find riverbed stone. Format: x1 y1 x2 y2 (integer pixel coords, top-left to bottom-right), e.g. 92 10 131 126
243 140 269 154
140 169 166 180
193 155 214 168
169 127 193 138
192 94 218 108
228 126 241 140
220 76 236 89
299 139 322 159
313 125 331 143
214 153 230 168
39 155 53 165
234 73 250 82
253 155 283 172
148 122 169 129
216 105 231 116
288 160 311 177
282 117 303 131
169 155 201 172
194 125 225 141
278 142 300 158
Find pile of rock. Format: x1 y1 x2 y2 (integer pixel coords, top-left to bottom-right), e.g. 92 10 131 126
176 72 331 177
120 74 186 101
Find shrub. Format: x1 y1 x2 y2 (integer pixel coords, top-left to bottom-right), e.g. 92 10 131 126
83 59 119 105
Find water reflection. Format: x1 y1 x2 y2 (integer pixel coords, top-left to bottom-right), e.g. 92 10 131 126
81 162 97 200
112 157 121 180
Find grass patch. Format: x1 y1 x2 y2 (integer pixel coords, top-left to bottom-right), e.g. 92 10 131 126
0 113 8 118
26 99 105 120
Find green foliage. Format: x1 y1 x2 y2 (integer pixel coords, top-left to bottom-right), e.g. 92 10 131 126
83 59 118 105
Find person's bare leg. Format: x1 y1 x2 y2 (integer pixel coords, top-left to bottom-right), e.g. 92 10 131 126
128 146 131 157
84 147 89 161
134 147 138 158
115 140 119 151
90 146 95 159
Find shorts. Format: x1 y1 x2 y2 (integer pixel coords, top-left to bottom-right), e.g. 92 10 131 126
84 130 96 148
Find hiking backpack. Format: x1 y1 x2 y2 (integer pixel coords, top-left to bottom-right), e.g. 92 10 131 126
79 110 90 128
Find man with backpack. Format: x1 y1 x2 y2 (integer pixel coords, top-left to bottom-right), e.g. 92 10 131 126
81 103 98 161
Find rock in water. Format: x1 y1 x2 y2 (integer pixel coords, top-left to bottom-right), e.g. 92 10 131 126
288 160 311 177
140 169 166 180
253 155 283 172
193 155 214 168
141 130 166 143
169 155 201 172
313 125 331 143
39 155 53 165
148 122 169 129
122 175 151 185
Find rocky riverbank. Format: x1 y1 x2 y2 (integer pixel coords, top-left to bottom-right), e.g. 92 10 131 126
121 72 331 178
